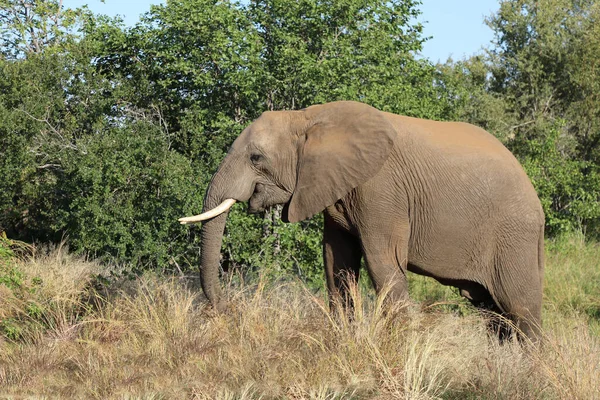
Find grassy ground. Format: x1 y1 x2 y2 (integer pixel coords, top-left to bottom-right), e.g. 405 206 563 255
0 236 599 399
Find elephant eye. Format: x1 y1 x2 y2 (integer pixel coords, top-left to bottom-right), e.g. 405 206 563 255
250 153 263 164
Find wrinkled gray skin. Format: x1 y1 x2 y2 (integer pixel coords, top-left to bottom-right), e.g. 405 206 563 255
197 101 544 342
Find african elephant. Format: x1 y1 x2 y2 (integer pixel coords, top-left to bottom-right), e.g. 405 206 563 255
179 101 545 341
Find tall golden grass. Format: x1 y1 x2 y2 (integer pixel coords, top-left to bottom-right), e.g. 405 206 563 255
0 237 599 399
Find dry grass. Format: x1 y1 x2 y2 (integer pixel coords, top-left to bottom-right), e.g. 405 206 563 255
0 240 599 399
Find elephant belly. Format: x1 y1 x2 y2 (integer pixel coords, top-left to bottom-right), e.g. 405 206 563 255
406 226 496 285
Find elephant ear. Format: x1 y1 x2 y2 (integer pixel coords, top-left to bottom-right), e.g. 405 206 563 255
286 101 397 223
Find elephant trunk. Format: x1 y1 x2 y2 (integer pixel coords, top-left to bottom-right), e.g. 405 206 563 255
199 208 228 310
196 158 247 310
183 153 255 310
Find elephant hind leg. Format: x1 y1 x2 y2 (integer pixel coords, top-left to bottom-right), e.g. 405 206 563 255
488 240 543 344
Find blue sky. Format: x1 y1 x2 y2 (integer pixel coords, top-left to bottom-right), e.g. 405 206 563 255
418 0 499 62
63 0 500 62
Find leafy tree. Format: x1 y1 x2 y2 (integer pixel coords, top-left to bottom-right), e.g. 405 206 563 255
0 0 85 58
245 0 450 117
52 123 202 267
436 56 513 139
0 0 203 269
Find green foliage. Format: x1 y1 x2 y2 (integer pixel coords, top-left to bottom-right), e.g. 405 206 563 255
0 232 14 262
223 207 324 285
0 264 23 290
0 232 33 290
1 1 205 270
0 0 88 58
494 0 600 236
0 233 45 341
522 121 600 234
50 123 203 267
0 233 24 289
436 56 514 140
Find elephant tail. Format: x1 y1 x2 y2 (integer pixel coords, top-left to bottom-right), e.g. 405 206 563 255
538 223 545 289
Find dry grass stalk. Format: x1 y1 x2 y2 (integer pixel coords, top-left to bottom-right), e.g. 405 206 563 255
0 245 599 399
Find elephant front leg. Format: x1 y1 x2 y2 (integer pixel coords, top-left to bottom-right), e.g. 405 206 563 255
323 216 363 312
361 233 410 304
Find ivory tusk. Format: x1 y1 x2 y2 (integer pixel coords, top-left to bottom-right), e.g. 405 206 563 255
178 199 236 224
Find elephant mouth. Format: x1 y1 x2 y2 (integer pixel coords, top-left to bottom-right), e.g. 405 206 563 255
248 182 293 215
248 184 265 214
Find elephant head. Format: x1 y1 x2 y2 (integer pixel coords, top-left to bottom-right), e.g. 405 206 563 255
179 101 397 309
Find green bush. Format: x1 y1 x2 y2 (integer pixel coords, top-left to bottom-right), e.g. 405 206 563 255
48 123 204 268
222 206 324 288
0 232 24 289
522 122 600 236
